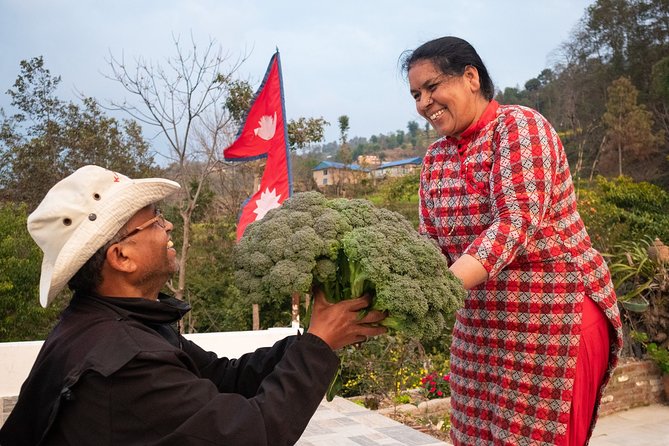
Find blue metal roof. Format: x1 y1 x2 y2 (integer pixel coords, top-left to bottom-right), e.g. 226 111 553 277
376 157 422 169
313 161 369 172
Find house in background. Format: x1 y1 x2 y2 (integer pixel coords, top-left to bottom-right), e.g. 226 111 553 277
372 157 422 179
312 161 370 189
357 155 381 168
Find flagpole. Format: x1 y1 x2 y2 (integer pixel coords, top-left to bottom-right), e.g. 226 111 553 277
275 49 293 197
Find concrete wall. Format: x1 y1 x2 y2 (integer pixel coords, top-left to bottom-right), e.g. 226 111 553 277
3 336 665 427
1 328 298 425
0 327 297 398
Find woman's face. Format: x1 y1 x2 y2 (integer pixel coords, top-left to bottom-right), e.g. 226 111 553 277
408 59 483 138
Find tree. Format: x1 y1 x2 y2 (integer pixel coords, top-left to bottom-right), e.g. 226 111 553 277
338 115 350 146
61 97 156 176
584 0 669 96
407 120 419 147
335 145 353 165
224 79 254 124
650 56 669 138
424 122 432 143
105 35 248 322
183 216 250 332
560 0 669 116
290 152 320 192
395 129 405 146
0 56 66 206
602 76 664 176
0 57 157 208
495 86 527 106
287 116 329 151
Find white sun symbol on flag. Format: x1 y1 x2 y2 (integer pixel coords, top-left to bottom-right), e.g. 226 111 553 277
253 188 282 221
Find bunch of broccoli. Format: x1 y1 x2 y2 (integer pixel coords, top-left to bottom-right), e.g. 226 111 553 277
234 191 465 341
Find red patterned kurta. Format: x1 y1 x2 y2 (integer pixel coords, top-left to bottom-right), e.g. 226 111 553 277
419 101 623 446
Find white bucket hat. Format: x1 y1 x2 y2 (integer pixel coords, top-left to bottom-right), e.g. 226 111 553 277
27 165 181 307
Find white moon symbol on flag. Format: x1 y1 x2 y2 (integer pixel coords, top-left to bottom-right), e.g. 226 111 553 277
254 112 277 140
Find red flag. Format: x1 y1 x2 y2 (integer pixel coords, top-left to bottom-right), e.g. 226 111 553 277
224 51 292 241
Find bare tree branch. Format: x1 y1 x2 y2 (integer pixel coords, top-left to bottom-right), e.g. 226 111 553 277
104 34 251 332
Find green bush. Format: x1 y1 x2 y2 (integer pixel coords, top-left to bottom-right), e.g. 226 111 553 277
0 203 65 341
367 172 420 228
605 237 660 302
185 217 255 332
631 331 669 374
578 176 669 252
339 335 427 400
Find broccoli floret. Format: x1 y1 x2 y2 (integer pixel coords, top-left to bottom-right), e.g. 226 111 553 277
326 197 381 228
313 208 352 260
313 258 337 284
233 269 264 305
262 259 314 303
281 190 329 215
283 226 323 262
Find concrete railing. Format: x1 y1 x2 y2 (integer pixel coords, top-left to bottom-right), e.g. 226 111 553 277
0 327 299 398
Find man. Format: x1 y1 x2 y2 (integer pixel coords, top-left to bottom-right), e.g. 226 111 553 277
0 165 386 445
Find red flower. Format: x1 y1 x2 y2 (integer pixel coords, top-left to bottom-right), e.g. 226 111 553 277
421 370 450 400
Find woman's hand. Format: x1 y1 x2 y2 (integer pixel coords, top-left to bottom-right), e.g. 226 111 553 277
307 289 387 350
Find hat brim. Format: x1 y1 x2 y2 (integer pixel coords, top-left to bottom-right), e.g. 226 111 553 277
39 178 180 307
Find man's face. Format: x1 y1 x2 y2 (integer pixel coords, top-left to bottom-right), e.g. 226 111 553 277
121 204 178 289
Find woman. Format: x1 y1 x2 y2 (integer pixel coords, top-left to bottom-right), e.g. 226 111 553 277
402 36 623 446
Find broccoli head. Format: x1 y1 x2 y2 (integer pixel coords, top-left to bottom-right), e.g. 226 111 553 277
234 191 464 342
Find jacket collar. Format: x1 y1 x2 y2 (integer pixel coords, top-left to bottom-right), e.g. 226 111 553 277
70 292 191 325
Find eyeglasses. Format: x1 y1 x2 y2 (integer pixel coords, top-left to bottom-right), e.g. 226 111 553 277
117 210 166 243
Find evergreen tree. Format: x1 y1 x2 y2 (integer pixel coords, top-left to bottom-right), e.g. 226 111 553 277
602 76 664 176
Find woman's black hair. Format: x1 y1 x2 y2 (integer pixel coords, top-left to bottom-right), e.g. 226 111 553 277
400 36 495 101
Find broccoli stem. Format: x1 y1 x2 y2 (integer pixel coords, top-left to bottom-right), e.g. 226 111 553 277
314 277 340 304
377 315 404 331
347 258 369 299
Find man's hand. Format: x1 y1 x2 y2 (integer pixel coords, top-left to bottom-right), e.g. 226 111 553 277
306 289 387 350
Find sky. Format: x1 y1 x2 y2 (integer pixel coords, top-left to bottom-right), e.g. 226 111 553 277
0 0 596 154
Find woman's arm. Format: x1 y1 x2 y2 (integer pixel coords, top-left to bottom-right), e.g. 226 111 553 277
463 107 559 278
449 253 488 290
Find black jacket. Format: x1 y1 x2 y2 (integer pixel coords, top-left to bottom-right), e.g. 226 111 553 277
0 293 339 445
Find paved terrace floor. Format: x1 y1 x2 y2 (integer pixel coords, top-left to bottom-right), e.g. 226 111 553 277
298 398 669 446
590 404 669 446
297 397 449 446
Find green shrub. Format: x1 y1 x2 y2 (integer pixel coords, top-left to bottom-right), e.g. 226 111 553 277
605 237 660 303
366 173 420 228
631 331 669 374
578 176 669 252
0 203 65 341
339 335 427 399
